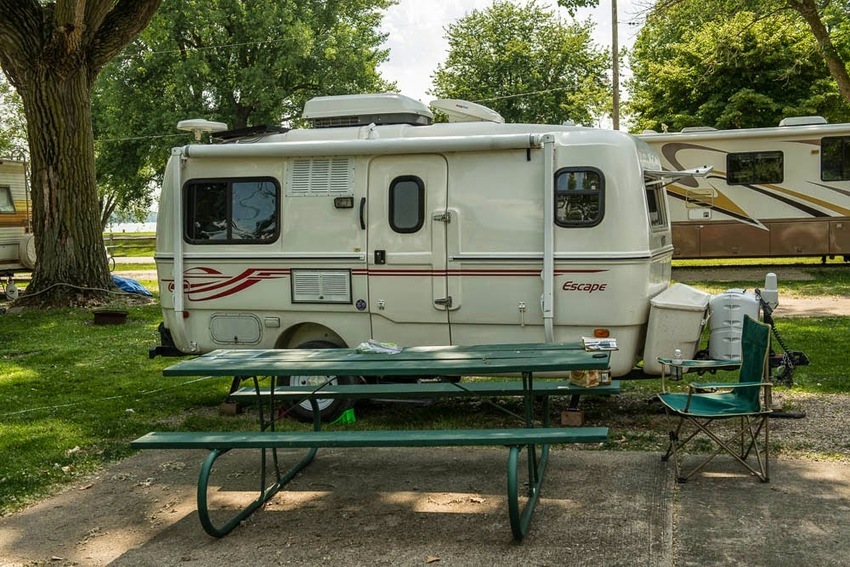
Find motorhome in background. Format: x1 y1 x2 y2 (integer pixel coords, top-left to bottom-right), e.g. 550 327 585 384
0 158 35 274
152 94 708 419
638 117 850 260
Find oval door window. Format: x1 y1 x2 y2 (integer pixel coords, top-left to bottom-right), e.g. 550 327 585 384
388 176 425 233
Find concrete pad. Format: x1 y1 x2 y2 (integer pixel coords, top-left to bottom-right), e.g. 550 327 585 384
675 457 850 567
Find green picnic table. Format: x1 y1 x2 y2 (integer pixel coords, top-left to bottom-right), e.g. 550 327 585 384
132 342 613 539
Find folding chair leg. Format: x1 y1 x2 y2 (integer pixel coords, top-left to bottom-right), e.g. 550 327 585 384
661 410 695 483
662 412 770 483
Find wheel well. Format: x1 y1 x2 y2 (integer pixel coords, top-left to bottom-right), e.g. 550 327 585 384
274 323 347 349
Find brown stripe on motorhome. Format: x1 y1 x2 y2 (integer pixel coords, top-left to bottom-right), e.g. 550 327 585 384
758 182 850 216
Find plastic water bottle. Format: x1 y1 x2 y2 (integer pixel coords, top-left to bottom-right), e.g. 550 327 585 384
672 348 684 381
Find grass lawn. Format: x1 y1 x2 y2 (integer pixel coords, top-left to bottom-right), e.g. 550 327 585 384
0 262 848 515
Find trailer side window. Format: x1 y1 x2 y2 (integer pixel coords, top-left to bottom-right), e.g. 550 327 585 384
644 179 666 228
727 151 783 185
0 187 15 213
555 168 603 227
389 176 424 233
821 136 850 181
184 178 279 243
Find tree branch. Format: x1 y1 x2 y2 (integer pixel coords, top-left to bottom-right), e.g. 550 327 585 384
787 0 850 103
100 193 117 229
87 0 163 75
0 0 43 82
83 0 116 45
53 0 86 50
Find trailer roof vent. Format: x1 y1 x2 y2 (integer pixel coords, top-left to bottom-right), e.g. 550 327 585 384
303 93 433 128
779 116 828 127
429 99 505 123
680 126 717 133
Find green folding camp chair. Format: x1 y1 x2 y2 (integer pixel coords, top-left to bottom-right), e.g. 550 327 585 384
658 315 773 482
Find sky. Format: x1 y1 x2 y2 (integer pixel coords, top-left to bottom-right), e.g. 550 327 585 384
377 0 646 105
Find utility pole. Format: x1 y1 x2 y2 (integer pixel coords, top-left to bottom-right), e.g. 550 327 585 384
611 0 620 130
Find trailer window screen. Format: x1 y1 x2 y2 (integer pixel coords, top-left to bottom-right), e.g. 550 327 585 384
821 136 850 181
555 168 603 227
184 178 279 243
0 187 15 213
389 176 424 233
727 151 783 185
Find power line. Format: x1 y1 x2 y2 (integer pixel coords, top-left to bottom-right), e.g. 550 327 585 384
96 133 187 143
116 37 295 60
0 375 219 418
472 86 575 103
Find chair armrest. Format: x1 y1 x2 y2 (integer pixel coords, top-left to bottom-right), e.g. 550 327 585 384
657 358 742 392
657 358 741 370
689 381 771 390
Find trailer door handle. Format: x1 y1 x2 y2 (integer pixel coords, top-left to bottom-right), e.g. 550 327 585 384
359 197 366 230
434 296 453 308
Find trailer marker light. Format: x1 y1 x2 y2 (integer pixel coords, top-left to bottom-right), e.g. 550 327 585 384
593 329 610 338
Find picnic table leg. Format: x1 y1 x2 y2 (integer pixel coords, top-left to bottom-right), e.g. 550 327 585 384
506 442 550 539
194 376 321 538
507 371 550 539
195 445 319 538
520 371 539 485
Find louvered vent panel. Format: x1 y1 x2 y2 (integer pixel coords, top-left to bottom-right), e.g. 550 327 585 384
328 159 352 194
289 159 313 195
291 270 351 303
286 158 353 197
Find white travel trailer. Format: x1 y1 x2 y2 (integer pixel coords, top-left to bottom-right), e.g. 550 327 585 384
153 94 706 419
0 158 35 275
638 117 850 260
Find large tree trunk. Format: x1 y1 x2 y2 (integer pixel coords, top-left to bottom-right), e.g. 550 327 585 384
19 66 111 304
0 0 163 306
788 0 850 105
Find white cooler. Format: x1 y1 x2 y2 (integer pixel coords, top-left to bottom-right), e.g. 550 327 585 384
643 283 711 375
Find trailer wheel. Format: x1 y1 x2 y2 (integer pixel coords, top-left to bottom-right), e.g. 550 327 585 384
284 340 359 423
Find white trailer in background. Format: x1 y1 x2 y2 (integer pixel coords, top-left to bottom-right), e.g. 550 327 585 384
0 158 35 275
638 117 850 260
152 94 708 419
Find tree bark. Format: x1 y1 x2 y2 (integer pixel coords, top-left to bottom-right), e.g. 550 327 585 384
20 64 112 302
787 0 850 105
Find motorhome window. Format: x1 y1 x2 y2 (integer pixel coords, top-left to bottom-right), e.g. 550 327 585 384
0 187 15 213
389 176 424 233
821 136 850 181
726 151 783 185
554 168 604 227
184 178 279 243
644 179 666 228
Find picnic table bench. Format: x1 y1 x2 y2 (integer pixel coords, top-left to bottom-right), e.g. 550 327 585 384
132 342 614 539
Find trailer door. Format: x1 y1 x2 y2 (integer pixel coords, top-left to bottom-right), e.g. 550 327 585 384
367 155 450 345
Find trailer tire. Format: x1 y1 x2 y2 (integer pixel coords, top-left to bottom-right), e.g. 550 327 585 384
284 340 359 423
